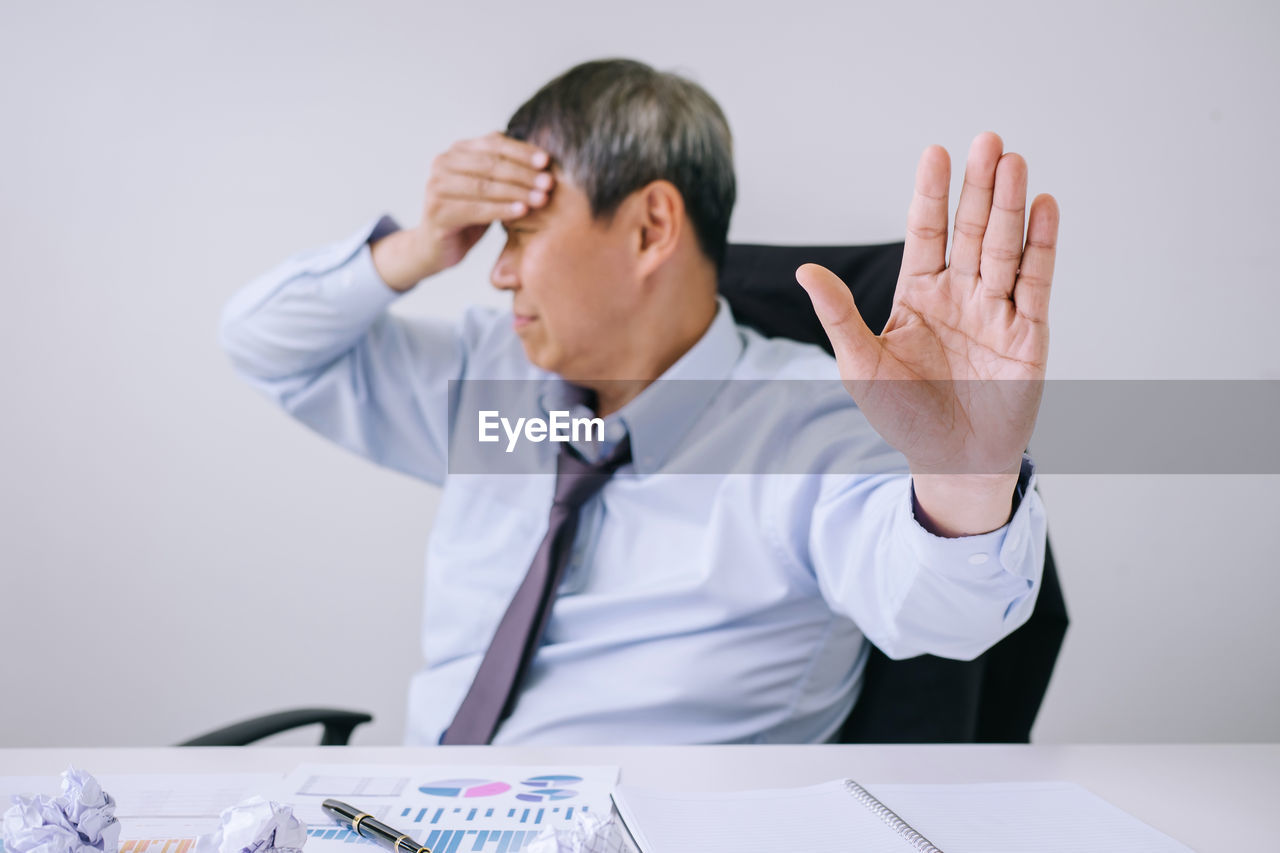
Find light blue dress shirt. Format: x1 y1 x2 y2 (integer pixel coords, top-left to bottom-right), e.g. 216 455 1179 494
219 217 1048 745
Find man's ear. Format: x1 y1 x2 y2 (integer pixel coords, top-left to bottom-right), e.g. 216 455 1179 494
631 180 684 279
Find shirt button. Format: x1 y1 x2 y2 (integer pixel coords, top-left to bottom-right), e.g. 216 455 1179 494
967 553 990 566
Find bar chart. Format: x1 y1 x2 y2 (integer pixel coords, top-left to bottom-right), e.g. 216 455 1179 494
119 839 194 853
307 826 546 853
400 803 590 826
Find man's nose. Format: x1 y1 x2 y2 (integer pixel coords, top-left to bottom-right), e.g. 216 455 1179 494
490 245 519 292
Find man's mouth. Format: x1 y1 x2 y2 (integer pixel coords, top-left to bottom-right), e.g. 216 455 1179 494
513 312 536 330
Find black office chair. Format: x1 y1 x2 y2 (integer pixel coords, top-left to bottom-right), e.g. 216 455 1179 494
717 241 1069 743
188 240 1067 746
178 708 373 746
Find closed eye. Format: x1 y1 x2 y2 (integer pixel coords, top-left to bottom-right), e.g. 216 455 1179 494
503 226 537 246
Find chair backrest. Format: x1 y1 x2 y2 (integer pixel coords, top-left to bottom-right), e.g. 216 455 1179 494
717 242 1069 743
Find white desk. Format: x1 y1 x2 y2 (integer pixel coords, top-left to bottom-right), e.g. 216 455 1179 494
2 745 1276 852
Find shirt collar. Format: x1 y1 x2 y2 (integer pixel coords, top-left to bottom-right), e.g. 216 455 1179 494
539 296 744 474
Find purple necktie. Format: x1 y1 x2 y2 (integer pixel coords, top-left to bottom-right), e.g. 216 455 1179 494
441 434 632 745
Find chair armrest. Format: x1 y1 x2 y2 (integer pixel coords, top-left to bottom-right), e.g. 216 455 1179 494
178 708 374 746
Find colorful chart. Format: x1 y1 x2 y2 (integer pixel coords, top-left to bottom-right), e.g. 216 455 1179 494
516 774 581 802
514 789 575 803
119 840 194 853
521 775 582 788
309 824 555 851
283 763 617 853
418 779 512 798
399 804 588 826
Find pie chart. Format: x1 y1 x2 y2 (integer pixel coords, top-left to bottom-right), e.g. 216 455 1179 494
515 788 576 802
418 779 511 798
515 774 582 802
522 775 582 787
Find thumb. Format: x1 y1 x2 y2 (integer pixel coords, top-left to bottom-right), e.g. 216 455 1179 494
795 263 879 376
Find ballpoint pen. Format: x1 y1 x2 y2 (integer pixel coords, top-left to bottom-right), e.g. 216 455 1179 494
321 799 432 853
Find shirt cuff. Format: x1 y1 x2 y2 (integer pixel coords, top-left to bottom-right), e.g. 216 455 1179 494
368 213 403 244
295 214 405 318
902 454 1042 581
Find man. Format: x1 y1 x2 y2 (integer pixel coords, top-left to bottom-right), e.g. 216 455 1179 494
220 58 1058 745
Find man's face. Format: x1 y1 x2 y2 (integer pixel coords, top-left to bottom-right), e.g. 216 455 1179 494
490 171 640 380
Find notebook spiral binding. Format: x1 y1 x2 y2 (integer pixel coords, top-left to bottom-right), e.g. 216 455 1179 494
842 780 943 853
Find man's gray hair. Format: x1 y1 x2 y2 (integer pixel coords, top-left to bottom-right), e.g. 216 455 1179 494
507 58 736 269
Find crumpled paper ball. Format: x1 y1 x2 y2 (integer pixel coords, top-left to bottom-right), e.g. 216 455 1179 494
525 812 628 853
2 767 120 853
193 797 306 853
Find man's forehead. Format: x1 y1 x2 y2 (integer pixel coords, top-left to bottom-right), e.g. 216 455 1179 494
505 176 584 230
513 206 550 226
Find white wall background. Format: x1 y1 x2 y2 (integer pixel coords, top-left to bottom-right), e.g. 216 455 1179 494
1 0 1276 747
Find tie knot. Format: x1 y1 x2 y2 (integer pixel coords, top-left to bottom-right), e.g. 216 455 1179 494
553 435 632 510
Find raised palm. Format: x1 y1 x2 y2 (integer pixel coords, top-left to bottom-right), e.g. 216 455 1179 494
797 132 1060 476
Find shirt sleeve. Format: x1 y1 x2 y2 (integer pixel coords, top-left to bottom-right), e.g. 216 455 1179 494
217 215 462 485
782 455 1047 661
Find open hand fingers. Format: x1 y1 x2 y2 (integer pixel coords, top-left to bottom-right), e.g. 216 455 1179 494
462 130 551 169
1012 193 1060 324
795 263 880 377
979 152 1028 298
431 170 548 208
949 133 1002 280
425 132 554 230
441 146 555 195
900 145 951 283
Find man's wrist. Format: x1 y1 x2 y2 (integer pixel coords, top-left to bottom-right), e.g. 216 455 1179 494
910 471 1020 538
370 225 441 293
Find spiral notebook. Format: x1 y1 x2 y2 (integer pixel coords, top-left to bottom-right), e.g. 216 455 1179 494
611 779 1193 852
